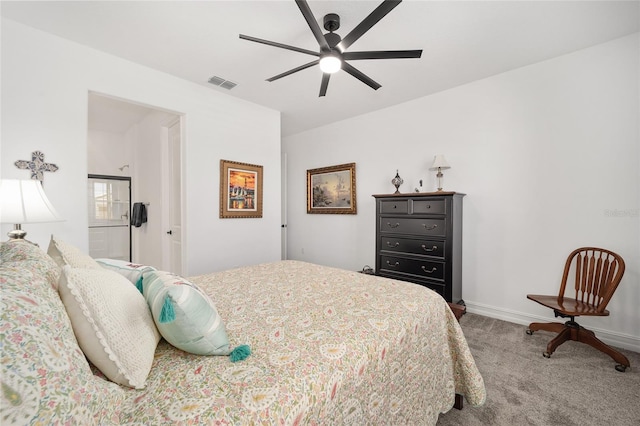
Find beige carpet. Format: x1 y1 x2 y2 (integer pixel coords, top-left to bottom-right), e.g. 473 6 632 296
437 313 640 425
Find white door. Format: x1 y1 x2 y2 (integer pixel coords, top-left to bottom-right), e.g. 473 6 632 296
281 152 288 260
166 119 182 274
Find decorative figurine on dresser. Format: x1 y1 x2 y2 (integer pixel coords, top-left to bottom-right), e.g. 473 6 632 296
372 192 465 304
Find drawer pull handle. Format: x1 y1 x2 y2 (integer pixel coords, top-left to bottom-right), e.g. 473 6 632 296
386 261 400 268
386 222 400 228
422 245 438 252
422 223 438 231
421 266 437 274
386 241 400 248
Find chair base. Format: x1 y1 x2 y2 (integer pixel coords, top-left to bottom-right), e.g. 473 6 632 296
527 320 630 371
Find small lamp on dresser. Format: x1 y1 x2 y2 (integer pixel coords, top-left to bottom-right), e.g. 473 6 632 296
429 155 450 192
0 179 63 242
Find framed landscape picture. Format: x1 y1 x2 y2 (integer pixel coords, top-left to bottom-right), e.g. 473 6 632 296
220 159 263 218
307 162 357 214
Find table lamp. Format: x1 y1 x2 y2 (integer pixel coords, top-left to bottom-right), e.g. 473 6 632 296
0 179 63 240
429 155 451 192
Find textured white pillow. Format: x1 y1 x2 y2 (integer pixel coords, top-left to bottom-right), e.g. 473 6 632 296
57 265 160 389
47 236 102 269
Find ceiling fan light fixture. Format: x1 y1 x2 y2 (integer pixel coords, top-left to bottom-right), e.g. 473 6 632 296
319 54 342 74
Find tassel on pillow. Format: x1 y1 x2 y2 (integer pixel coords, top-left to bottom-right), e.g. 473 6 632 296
135 276 144 294
159 294 176 323
229 344 251 362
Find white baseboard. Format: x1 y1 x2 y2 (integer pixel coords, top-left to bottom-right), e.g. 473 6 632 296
464 301 640 353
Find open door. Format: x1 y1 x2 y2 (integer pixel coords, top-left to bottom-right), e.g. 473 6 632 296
164 119 182 274
281 152 288 260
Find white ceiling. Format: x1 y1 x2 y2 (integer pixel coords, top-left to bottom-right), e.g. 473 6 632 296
2 1 639 137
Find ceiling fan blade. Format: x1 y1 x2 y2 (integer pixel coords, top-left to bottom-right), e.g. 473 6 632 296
295 0 330 52
266 60 320 82
343 50 422 60
336 0 402 52
319 73 331 97
240 34 319 57
342 62 381 91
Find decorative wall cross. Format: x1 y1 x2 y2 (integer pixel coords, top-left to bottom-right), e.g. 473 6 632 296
14 150 59 182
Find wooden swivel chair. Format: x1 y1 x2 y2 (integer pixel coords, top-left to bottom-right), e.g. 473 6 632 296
526 247 629 372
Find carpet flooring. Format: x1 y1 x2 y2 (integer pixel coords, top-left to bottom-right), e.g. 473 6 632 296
437 313 640 425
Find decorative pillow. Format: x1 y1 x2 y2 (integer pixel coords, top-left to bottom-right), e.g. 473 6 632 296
57 265 160 389
47 236 101 269
95 258 156 293
142 270 242 357
0 240 61 289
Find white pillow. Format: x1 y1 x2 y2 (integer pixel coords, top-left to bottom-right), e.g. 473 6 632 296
47 236 101 269
57 265 160 389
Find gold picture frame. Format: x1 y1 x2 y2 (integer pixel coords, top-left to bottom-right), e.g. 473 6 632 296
220 159 263 218
307 162 357 214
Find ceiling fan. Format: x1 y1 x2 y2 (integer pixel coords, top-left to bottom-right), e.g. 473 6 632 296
239 0 422 97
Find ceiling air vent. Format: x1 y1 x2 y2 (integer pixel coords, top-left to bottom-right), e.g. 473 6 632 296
208 76 237 90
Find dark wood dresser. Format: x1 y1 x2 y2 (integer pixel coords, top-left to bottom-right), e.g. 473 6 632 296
373 192 465 303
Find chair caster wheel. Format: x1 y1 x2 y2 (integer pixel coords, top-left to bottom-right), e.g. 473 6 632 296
543 352 551 358
615 364 627 372
526 329 534 335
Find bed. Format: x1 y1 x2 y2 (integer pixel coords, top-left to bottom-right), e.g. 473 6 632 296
1 240 485 425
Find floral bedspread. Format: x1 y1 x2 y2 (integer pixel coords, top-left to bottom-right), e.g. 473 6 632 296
116 260 485 425
1 242 484 425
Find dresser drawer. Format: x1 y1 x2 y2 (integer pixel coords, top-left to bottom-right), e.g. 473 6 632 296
380 236 445 259
379 271 446 298
380 200 409 214
412 199 445 215
379 217 446 237
379 255 445 282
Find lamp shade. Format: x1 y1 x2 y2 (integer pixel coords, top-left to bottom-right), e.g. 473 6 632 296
0 179 63 224
429 155 451 170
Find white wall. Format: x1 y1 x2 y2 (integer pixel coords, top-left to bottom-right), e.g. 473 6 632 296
1 18 281 276
87 129 133 176
283 34 640 350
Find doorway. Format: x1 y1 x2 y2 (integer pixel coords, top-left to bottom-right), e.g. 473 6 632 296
87 175 132 261
87 93 182 270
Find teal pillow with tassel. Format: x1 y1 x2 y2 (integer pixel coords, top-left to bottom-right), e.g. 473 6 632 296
141 270 250 361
